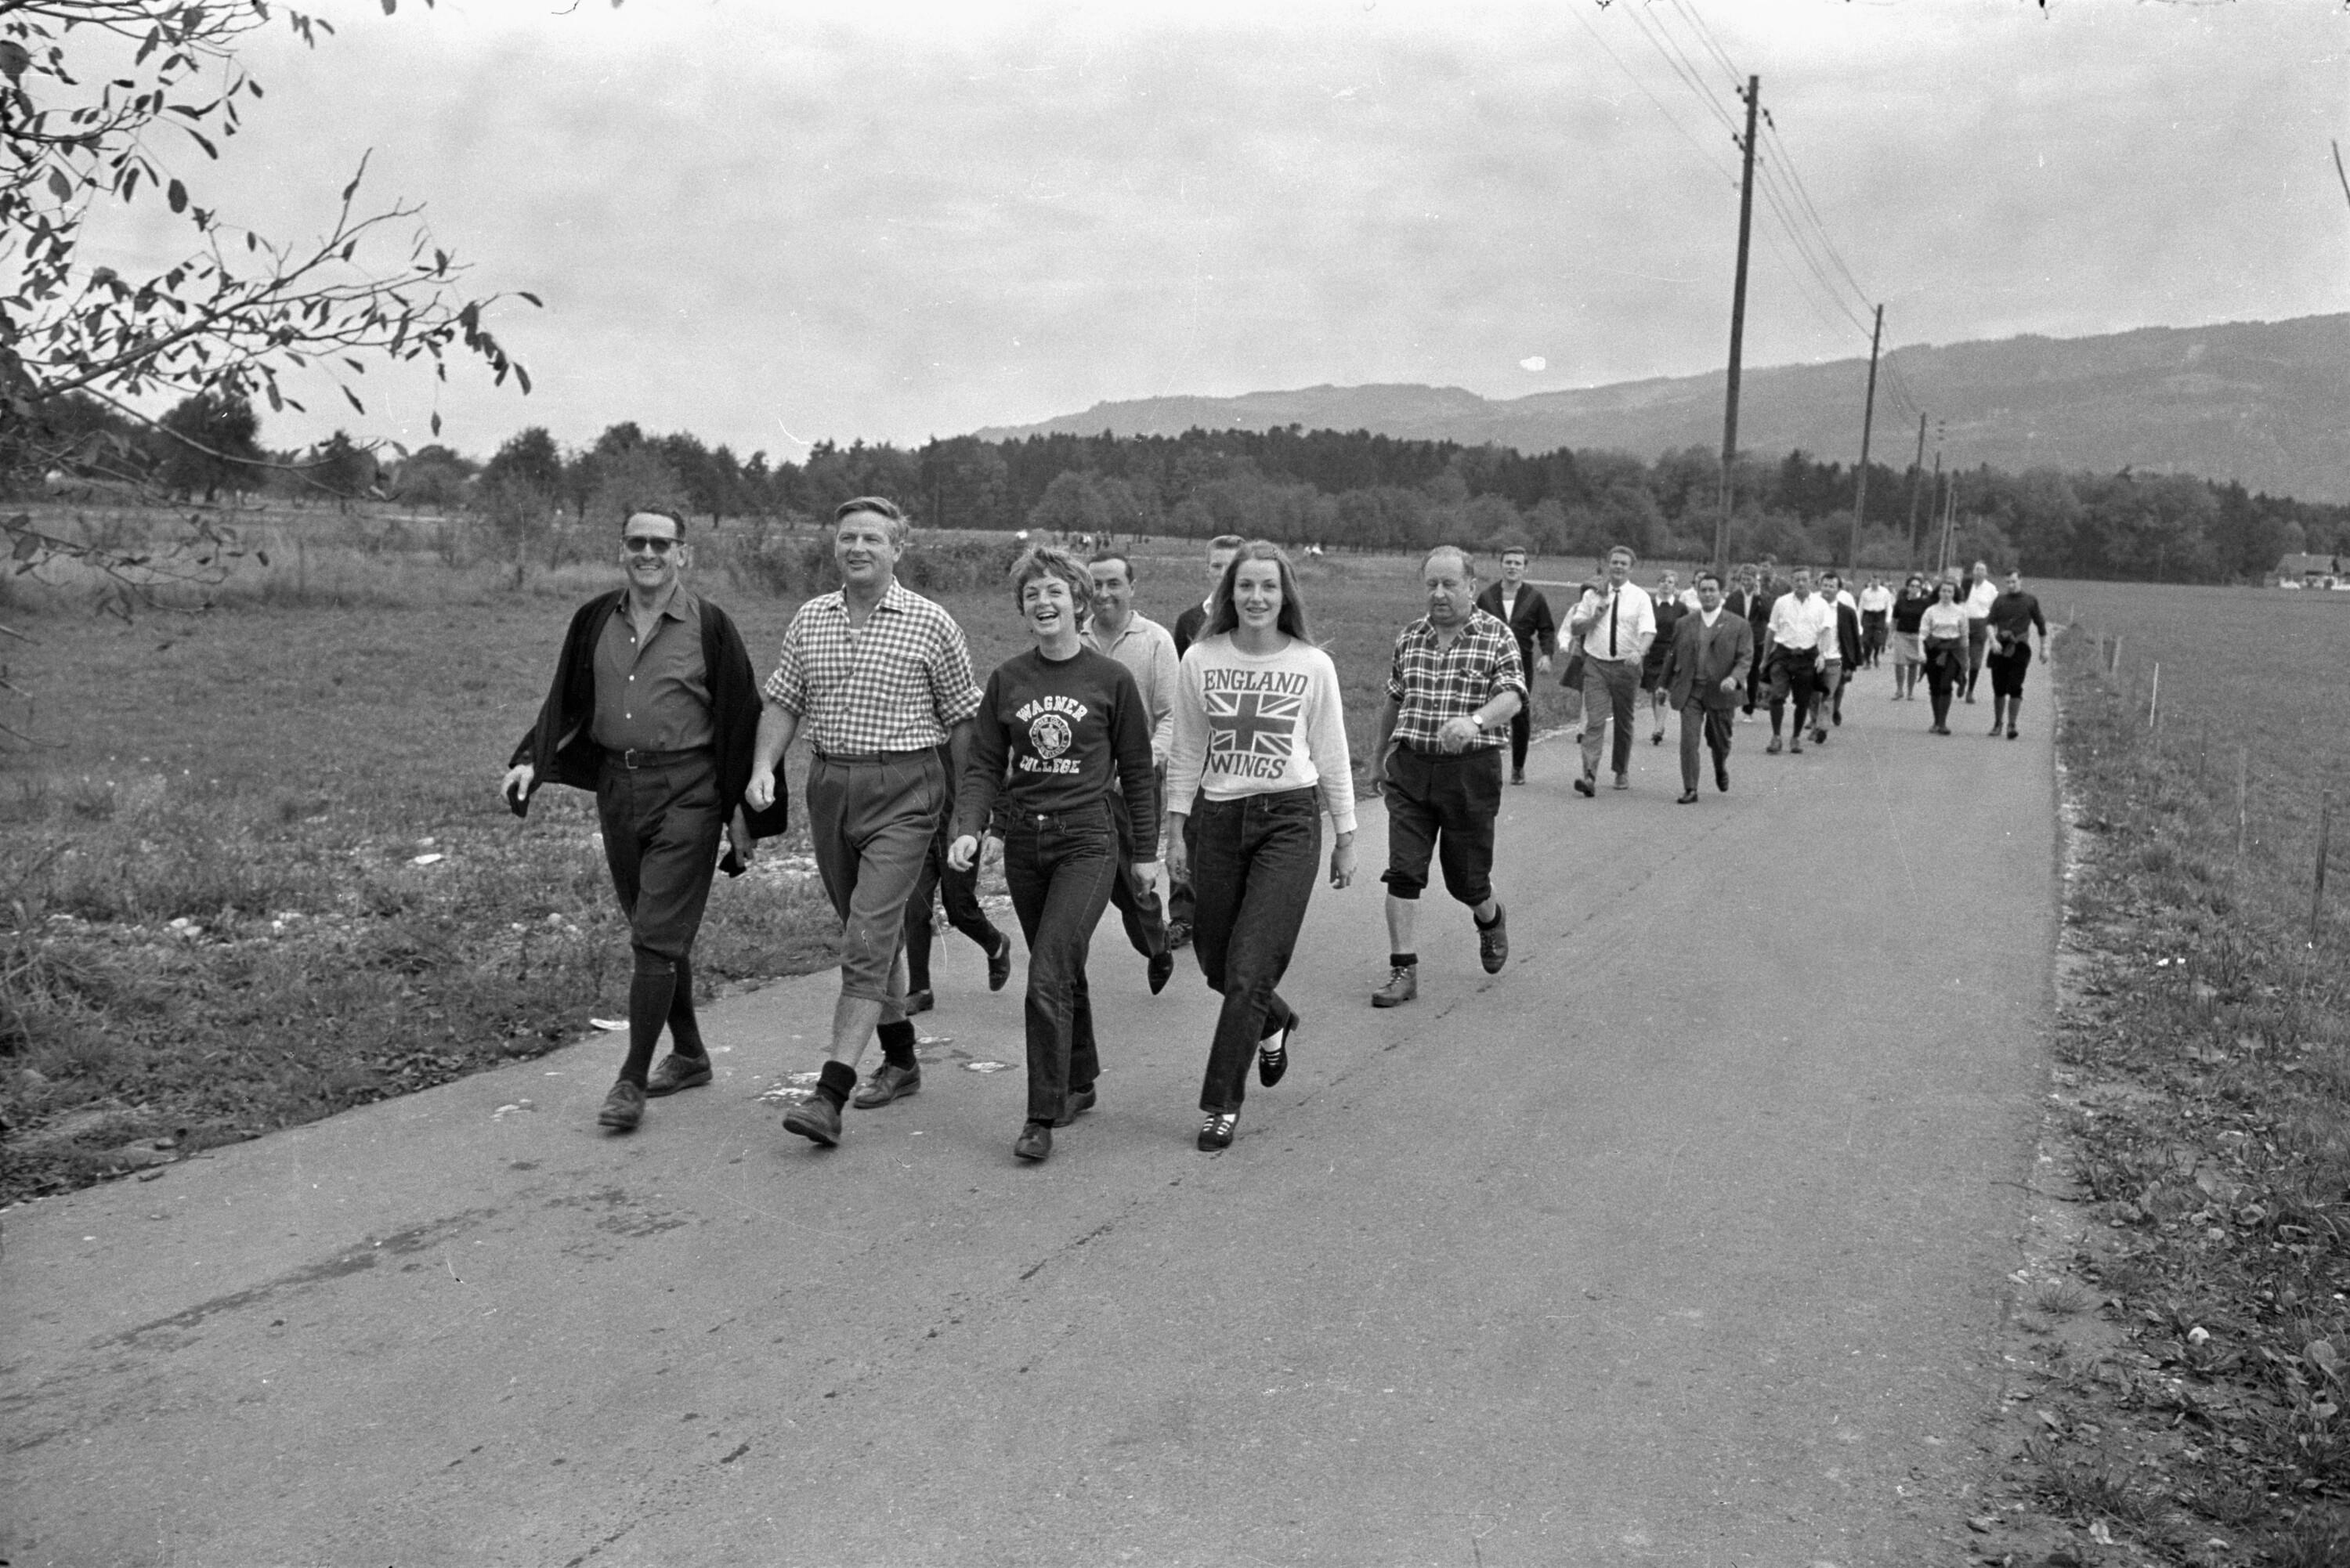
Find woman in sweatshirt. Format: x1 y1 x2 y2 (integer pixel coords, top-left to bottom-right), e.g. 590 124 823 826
1166 540 1357 1151
949 546 1159 1164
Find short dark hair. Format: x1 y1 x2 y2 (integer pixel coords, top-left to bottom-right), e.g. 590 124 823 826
1087 550 1135 581
1607 544 1636 565
1498 541 1531 561
1208 533 1246 555
620 508 685 537
1694 569 1723 589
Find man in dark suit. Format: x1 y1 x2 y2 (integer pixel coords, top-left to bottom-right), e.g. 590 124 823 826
1473 544 1557 784
1659 568 1755 804
1733 563 1777 723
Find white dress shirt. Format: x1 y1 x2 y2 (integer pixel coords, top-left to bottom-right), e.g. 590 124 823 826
1962 580 1998 622
1571 581 1657 663
1766 591 1835 659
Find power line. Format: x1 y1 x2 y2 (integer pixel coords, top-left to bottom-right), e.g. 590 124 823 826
1565 1 1740 186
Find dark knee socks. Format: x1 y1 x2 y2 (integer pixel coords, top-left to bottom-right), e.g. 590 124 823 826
666 955 705 1057
877 1019 918 1071
621 953 678 1088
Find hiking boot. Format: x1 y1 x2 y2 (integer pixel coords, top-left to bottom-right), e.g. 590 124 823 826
1477 904 1509 974
643 1052 711 1097
851 1061 920 1109
782 1094 841 1147
1371 966 1419 1008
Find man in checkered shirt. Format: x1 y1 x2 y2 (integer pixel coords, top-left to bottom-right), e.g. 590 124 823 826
1368 545 1526 1009
745 497 984 1148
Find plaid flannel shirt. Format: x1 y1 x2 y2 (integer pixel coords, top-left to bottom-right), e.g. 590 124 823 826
762 580 982 754
1386 609 1527 752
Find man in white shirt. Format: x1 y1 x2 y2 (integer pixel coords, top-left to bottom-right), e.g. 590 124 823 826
1857 576 1894 668
1087 550 1179 995
1567 544 1657 795
1762 566 1835 755
1960 559 1998 703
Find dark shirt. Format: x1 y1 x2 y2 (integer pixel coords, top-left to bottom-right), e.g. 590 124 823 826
1891 590 1931 634
1646 597 1688 676
957 646 1158 856
1987 591 2047 654
591 587 714 753
1173 602 1210 660
1473 580 1559 663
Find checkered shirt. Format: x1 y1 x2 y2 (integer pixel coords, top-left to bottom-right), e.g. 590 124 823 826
761 580 982 754
1385 609 1528 752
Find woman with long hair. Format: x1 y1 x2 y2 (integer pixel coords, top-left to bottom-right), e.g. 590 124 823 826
1918 576 1969 735
1166 541 1357 1151
949 546 1158 1163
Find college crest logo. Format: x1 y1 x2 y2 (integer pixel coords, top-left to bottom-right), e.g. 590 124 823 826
1028 712 1072 760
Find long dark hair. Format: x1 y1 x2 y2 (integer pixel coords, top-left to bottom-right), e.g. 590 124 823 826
1206 540 1313 644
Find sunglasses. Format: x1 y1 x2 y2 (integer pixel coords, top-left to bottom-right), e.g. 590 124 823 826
623 536 678 555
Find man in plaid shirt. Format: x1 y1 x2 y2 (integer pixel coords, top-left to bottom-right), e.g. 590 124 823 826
746 497 984 1147
1370 545 1526 1008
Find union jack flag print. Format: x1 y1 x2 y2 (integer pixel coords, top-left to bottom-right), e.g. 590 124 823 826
1206 685 1301 779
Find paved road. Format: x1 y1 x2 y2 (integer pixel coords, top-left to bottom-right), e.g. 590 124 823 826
2 674 2058 1567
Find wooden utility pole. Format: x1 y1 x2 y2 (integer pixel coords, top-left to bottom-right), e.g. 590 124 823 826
1847 303 1883 574
1903 412 1927 569
1715 74 1760 574
1925 428 1943 576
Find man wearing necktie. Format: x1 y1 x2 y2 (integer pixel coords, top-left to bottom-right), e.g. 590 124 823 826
1566 545 1658 796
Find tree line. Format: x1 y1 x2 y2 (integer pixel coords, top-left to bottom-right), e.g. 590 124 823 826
14 391 2348 586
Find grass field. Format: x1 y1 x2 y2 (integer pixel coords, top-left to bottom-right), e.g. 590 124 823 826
1988 579 2350 1566
0 519 1590 1199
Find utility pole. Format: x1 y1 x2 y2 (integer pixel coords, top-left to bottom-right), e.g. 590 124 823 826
1847 302 1883 576
1714 74 1759 574
1925 424 1944 576
1903 412 1927 569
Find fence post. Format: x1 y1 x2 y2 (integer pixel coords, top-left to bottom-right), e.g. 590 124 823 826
2111 635 2123 680
2315 789 2335 945
2148 663 2160 731
2236 749 2250 868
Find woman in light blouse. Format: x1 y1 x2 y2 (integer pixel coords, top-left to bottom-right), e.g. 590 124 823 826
1918 578 1969 735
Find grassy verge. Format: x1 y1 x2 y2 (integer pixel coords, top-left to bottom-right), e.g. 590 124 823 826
1974 612 2350 1567
0 526 1583 1203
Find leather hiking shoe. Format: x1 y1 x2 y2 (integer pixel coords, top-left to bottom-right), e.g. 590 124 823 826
597 1079 645 1132
1573 772 1596 797
1148 948 1175 995
1055 1084 1097 1126
902 988 935 1016
644 1052 712 1097
851 1061 920 1109
1766 735 1784 754
782 1093 842 1147
1477 904 1509 974
1198 1111 1238 1151
1676 789 1699 804
1371 966 1419 1008
1509 768 1526 786
1715 759 1730 793
986 933 1013 992
1612 771 1629 790
1166 919 1192 951
1014 1122 1052 1162
1258 1015 1296 1088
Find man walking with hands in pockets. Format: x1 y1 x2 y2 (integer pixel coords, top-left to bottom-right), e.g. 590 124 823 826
1567 545 1656 796
1658 569 1754 803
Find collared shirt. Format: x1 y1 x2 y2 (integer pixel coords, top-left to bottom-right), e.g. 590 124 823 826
1922 602 1969 641
1084 610 1180 764
1386 609 1527 752
1766 591 1835 659
592 586 714 753
762 579 982 754
1698 607 1725 629
1962 579 1999 622
1858 584 1894 616
1570 580 1657 663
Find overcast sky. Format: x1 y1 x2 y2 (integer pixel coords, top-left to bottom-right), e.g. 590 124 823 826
86 0 2350 462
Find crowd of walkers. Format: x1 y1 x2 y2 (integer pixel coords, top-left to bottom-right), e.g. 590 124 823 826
506 503 2047 1162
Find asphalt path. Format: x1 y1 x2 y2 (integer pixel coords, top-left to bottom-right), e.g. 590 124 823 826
2 667 2059 1567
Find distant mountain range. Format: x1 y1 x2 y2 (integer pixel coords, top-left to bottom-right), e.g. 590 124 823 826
976 313 2350 504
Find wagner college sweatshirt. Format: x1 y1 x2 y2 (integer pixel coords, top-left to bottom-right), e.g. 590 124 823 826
1166 633 1358 836
955 645 1159 855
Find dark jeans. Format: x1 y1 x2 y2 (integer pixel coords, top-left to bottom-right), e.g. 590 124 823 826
1925 640 1965 725
1506 702 1532 773
1191 788 1320 1115
1000 804 1119 1125
903 816 1001 992
1167 798 1200 931
1108 774 1169 961
1578 657 1640 776
1382 746 1502 906
1677 701 1734 791
1862 612 1889 665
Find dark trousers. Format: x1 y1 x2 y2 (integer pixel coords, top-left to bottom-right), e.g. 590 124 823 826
1578 656 1640 777
1987 646 2031 700
1964 620 1990 697
1862 612 1889 666
1766 649 1818 735
1167 798 1200 930
1506 702 1532 773
1107 775 1169 961
1678 701 1734 792
1925 641 1964 725
903 817 1001 992
1382 746 1502 906
596 752 724 1083
1000 805 1118 1125
1191 788 1319 1115
808 751 944 1006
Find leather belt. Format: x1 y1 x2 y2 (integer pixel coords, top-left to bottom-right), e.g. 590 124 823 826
814 749 931 766
611 746 710 770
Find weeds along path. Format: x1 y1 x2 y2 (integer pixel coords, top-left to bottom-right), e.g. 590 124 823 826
2 659 2059 1567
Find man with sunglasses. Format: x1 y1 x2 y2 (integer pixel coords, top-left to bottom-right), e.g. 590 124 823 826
504 509 786 1134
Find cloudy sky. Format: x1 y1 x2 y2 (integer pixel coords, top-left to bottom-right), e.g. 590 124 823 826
85 0 2350 462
